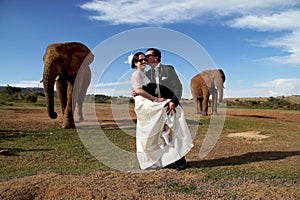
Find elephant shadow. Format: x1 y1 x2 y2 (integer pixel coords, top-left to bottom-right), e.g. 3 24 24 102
0 129 53 156
186 119 201 125
0 147 53 156
230 114 276 119
100 119 137 130
188 151 300 168
0 129 28 141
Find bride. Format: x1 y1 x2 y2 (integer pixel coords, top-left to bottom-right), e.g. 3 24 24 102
131 52 193 170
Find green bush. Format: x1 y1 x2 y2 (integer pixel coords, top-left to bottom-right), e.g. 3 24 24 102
0 85 44 104
0 85 21 102
94 94 111 103
21 92 39 103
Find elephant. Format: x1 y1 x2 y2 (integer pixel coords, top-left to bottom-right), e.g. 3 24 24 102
42 42 94 129
190 69 225 116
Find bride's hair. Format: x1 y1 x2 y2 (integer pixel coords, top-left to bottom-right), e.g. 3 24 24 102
131 52 145 69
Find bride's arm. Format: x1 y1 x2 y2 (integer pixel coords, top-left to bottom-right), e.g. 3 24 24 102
135 88 161 102
132 71 165 102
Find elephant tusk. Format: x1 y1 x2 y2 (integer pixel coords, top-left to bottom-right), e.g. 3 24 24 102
55 75 60 81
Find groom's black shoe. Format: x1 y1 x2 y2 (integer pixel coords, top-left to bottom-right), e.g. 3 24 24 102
175 157 187 171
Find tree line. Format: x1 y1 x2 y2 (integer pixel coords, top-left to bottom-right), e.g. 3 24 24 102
1 85 299 110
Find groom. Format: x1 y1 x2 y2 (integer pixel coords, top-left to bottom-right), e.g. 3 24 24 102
144 48 187 171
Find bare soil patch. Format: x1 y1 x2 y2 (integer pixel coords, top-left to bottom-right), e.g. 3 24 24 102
1 171 299 200
227 131 270 139
0 105 299 199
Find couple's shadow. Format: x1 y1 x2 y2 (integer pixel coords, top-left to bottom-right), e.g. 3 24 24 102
187 150 300 168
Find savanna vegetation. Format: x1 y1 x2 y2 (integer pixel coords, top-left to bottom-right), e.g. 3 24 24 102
1 85 299 110
226 96 300 110
0 85 44 105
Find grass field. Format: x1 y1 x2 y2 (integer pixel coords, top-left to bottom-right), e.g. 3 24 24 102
0 99 299 199
0 100 299 181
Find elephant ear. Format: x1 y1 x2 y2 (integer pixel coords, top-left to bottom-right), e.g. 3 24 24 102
213 69 225 88
43 44 67 64
218 69 226 83
67 43 92 76
43 44 70 78
201 70 213 88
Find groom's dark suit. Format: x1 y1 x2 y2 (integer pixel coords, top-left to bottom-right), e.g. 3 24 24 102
145 64 182 106
145 63 187 170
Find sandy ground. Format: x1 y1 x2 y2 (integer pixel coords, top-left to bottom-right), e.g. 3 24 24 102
0 104 299 199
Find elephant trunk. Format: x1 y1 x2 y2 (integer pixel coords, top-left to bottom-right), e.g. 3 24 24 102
217 69 225 103
43 63 58 119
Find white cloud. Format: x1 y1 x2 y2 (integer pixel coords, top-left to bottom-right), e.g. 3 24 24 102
226 78 300 98
255 78 300 96
88 80 131 96
80 0 300 64
80 0 298 25
7 81 42 88
80 0 198 25
229 10 300 64
264 30 300 64
95 81 131 87
228 10 300 31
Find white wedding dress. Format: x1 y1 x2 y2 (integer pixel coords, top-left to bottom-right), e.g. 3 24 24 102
131 69 194 170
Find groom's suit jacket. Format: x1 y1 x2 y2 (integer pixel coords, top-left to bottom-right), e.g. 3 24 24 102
145 64 182 107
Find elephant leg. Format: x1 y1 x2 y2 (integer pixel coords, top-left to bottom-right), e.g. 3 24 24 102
56 80 67 115
199 97 203 114
202 95 209 116
193 97 200 114
73 65 91 122
77 87 89 122
196 99 201 114
72 86 79 122
62 83 75 129
76 91 85 122
211 88 218 115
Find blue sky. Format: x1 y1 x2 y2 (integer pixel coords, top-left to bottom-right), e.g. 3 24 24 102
0 0 299 98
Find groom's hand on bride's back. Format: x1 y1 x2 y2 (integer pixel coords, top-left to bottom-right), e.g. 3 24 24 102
131 90 138 97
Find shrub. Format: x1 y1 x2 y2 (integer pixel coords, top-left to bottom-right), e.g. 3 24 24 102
0 85 43 104
94 94 111 103
226 96 300 110
21 92 38 103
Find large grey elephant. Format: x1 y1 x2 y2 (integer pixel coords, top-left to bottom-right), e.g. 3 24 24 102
42 42 94 129
190 69 226 116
